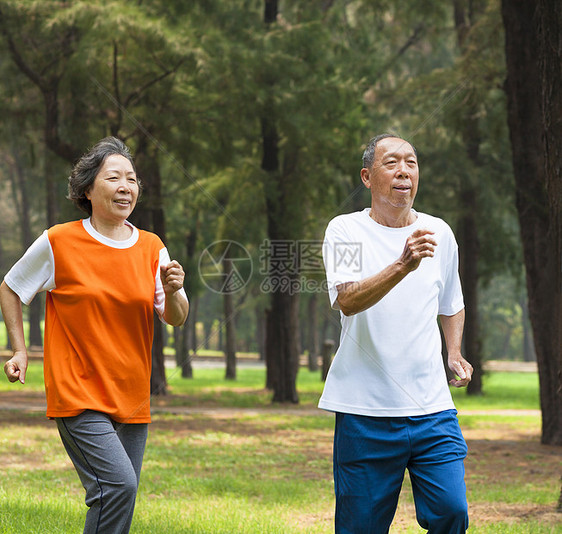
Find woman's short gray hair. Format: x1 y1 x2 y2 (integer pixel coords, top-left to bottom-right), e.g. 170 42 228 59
67 136 141 215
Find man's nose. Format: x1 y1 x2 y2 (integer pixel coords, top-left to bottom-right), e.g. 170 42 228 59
396 160 409 177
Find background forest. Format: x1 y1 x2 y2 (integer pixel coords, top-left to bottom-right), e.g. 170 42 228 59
0 0 559 436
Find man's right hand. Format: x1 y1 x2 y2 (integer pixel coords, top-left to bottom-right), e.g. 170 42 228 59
397 229 438 273
4 350 28 384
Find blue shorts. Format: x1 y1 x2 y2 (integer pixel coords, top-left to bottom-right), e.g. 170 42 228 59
334 409 469 534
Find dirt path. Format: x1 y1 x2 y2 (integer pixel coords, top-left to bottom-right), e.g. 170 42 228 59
0 390 543 419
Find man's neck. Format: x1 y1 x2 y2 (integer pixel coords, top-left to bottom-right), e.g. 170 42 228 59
369 207 416 228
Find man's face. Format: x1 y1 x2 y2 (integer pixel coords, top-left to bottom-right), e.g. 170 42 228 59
361 137 419 211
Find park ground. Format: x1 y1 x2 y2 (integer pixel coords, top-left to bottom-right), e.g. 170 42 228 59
0 358 560 533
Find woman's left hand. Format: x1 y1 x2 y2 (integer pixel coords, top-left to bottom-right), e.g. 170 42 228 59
160 260 185 294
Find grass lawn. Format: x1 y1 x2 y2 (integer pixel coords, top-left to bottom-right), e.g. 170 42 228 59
0 362 559 533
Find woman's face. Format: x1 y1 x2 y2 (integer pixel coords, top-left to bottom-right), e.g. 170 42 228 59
86 154 139 224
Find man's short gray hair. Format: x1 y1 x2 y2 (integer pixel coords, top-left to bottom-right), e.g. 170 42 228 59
362 134 417 170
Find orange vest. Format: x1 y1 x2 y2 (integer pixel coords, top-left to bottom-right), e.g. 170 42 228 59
44 221 163 423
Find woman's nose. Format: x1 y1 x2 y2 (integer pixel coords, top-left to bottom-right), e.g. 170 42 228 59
118 179 130 192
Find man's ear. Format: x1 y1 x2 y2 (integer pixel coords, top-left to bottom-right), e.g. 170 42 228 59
360 168 371 189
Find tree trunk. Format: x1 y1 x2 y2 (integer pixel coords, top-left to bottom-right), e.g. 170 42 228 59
536 0 562 447
9 145 44 348
458 187 482 394
321 339 335 382
264 0 278 23
256 308 266 361
44 144 59 227
189 296 199 357
174 325 182 367
502 0 562 446
150 317 167 396
28 297 43 349
174 321 192 379
175 215 199 378
223 258 237 380
266 290 300 402
43 85 81 163
175 296 196 380
307 294 319 371
181 320 193 378
174 319 193 379
203 320 211 350
133 135 168 396
261 119 301 401
454 0 483 395
260 0 301 402
520 292 535 362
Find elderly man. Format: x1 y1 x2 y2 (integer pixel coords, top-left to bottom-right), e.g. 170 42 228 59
321 134 472 534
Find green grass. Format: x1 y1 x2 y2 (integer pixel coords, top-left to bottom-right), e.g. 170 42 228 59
451 371 540 410
164 365 327 408
165 364 541 412
0 411 558 533
0 360 541 411
0 361 558 533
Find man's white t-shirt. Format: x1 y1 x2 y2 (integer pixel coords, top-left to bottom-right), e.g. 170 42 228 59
319 208 464 417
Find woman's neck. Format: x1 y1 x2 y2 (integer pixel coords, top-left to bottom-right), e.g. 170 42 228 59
89 216 132 241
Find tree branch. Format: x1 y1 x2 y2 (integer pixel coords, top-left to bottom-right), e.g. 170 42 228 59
112 40 123 136
0 7 46 91
123 61 184 109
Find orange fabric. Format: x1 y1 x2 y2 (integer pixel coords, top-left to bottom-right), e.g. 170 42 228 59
44 221 163 423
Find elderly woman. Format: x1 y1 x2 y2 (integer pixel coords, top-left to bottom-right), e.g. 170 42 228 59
0 136 188 533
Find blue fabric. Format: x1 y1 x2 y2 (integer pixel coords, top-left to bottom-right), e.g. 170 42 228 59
334 410 468 534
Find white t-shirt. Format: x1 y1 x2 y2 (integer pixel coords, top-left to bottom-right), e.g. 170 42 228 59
4 218 186 320
319 208 464 417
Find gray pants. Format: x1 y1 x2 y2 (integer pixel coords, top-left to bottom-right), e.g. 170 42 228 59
56 410 148 534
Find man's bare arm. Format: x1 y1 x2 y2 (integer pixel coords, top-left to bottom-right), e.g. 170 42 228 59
440 309 472 388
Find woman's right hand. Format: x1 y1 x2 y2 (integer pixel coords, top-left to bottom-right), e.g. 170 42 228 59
4 350 28 384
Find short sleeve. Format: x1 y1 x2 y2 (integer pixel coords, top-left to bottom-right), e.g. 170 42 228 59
322 218 364 310
4 231 56 305
438 227 464 316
